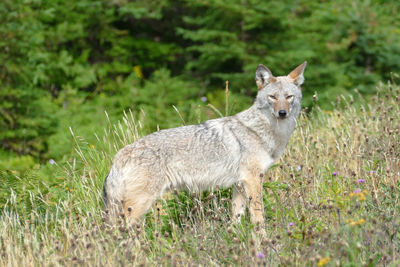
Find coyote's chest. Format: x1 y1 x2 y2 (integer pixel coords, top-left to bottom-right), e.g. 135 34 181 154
263 119 296 160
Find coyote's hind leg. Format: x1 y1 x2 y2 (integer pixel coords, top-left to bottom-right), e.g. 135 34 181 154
123 191 159 224
122 173 165 224
232 183 246 222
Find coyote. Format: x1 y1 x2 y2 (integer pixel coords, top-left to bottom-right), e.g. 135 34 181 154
103 62 307 226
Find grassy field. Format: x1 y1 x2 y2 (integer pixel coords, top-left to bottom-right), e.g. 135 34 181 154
1 81 399 266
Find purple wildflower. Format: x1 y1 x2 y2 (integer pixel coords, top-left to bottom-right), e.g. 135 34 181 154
357 179 365 183
257 252 265 259
332 171 338 176
288 222 294 227
200 96 208 102
354 188 361 194
49 159 56 165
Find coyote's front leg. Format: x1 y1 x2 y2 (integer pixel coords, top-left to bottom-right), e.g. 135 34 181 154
242 167 265 227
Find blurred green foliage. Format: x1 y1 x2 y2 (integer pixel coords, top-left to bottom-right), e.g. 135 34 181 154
0 0 399 172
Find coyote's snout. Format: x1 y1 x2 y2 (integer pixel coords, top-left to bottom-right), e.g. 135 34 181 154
103 62 307 227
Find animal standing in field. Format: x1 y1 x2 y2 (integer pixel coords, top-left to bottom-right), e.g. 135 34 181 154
103 62 307 227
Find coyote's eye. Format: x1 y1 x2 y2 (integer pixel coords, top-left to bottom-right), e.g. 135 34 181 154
268 95 277 101
286 95 294 101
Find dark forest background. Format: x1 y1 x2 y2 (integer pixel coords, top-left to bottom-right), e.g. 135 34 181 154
1 0 399 172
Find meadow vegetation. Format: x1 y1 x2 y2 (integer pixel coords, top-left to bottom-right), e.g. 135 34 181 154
1 0 400 265
1 81 399 266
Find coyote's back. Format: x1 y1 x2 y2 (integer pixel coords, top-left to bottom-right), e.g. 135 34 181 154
104 62 307 225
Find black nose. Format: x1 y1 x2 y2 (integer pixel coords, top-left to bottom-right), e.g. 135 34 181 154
278 110 287 117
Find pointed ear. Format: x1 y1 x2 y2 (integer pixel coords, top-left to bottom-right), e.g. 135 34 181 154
255 64 275 90
288 61 307 86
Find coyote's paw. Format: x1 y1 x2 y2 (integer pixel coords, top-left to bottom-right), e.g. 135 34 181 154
231 212 245 224
256 227 267 238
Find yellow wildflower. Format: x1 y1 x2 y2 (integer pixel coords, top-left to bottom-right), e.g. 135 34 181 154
349 219 365 226
133 65 143 79
317 257 330 266
349 190 368 201
358 193 366 201
345 218 365 226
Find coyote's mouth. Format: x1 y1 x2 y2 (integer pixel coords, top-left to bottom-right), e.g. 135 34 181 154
275 113 288 120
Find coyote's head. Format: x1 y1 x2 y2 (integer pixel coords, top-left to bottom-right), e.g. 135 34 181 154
255 62 307 120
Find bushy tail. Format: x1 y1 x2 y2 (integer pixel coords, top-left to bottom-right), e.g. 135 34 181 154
102 173 109 207
102 165 124 217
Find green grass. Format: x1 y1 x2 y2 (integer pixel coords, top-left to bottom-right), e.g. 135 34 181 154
1 82 399 266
